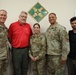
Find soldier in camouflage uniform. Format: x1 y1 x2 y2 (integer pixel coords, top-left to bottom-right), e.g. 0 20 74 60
46 13 70 75
29 23 46 75
0 9 8 75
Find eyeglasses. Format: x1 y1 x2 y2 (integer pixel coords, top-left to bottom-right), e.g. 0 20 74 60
20 15 27 18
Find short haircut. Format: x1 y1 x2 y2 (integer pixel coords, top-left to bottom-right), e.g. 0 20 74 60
33 23 40 28
20 11 27 15
49 13 56 17
70 17 76 23
0 9 7 13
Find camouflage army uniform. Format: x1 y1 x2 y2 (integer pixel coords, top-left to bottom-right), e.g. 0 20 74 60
29 33 46 75
46 22 70 75
0 24 8 75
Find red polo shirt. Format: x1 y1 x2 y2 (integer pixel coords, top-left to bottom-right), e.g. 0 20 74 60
8 21 32 48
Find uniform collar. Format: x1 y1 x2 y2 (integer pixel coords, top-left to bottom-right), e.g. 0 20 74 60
33 33 40 37
0 23 6 28
50 22 58 29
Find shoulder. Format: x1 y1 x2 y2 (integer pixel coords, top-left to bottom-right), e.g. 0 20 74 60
46 26 51 32
39 33 46 39
55 24 67 35
57 24 66 30
40 33 45 36
69 30 73 34
56 24 68 35
9 21 18 27
25 23 31 26
25 23 32 29
30 35 34 39
11 21 18 25
69 30 73 32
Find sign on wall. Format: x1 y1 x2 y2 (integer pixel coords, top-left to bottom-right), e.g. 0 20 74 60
28 2 48 22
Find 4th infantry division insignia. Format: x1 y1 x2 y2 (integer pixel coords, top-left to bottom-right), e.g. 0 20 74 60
28 2 48 22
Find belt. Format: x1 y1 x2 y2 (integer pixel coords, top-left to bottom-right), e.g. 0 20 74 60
12 46 28 49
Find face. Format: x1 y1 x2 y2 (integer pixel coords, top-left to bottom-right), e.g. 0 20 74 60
49 14 57 25
0 10 7 24
71 20 76 30
19 13 27 24
33 25 40 34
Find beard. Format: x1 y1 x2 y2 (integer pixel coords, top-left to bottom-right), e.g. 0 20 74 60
72 26 76 30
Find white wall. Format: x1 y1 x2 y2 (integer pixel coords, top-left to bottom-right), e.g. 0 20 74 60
0 0 76 32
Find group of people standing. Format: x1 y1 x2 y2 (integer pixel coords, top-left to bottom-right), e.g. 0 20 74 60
0 9 76 75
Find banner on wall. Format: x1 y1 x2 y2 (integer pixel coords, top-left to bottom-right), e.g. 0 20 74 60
28 2 48 22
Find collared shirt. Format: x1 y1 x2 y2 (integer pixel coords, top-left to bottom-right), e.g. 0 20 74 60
46 22 70 60
8 21 32 48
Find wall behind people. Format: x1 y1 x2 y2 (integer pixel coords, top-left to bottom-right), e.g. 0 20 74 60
0 0 76 32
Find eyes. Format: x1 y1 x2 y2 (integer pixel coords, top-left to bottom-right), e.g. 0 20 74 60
34 26 39 28
49 16 56 19
33 26 40 29
71 20 76 25
20 15 27 18
71 23 76 25
0 14 7 17
71 22 76 25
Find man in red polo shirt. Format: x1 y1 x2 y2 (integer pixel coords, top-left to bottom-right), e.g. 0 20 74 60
8 11 32 75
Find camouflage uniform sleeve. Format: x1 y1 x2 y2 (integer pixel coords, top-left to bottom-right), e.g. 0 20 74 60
59 28 70 60
35 34 46 60
29 50 33 58
29 47 31 58
29 38 33 58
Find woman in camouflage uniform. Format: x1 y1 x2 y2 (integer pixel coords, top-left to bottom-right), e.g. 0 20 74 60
29 23 46 75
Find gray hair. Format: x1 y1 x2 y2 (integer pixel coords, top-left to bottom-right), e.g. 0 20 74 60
20 11 27 15
0 9 7 13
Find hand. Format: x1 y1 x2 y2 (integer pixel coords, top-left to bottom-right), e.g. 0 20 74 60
60 59 66 64
31 56 35 61
34 57 37 61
